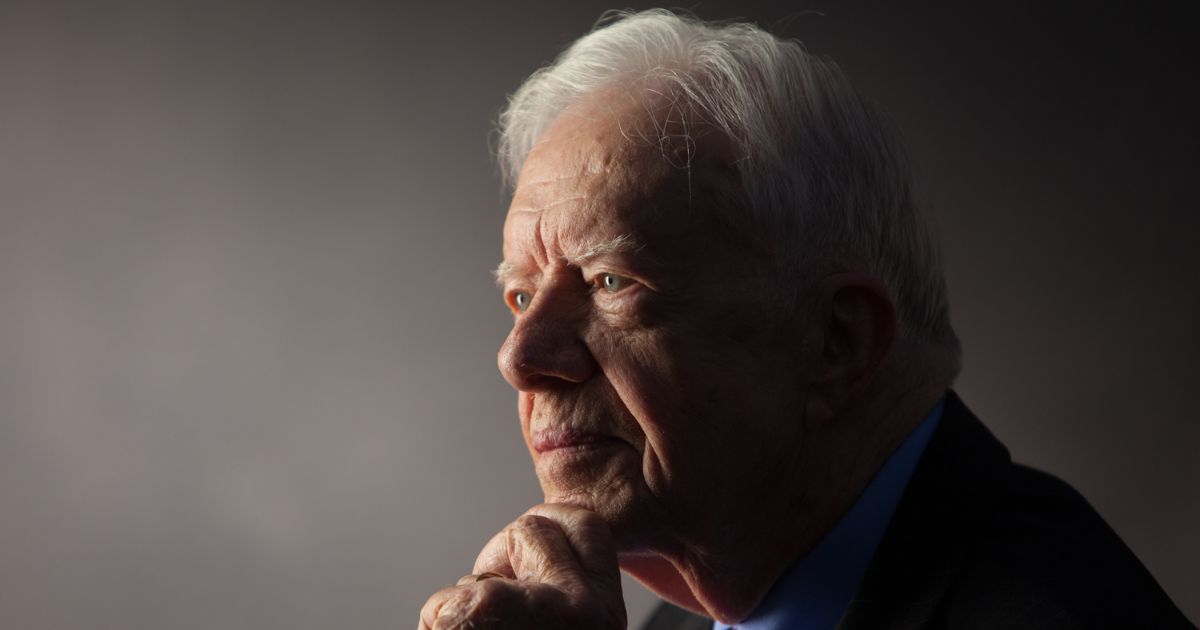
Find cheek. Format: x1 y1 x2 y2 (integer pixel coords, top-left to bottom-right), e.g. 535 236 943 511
584 299 796 463
591 327 711 457
617 327 786 454
603 335 753 520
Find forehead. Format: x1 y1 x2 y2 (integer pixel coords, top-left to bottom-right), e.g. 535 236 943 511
503 91 738 261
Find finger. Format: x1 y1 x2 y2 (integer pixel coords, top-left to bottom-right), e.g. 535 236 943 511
510 505 626 629
474 506 615 583
418 584 470 630
472 504 621 591
419 581 509 630
475 514 582 589
419 579 549 630
473 528 518 578
524 503 621 582
455 571 505 586
505 513 586 589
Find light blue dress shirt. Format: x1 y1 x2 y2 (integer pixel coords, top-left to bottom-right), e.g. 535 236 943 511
713 399 945 630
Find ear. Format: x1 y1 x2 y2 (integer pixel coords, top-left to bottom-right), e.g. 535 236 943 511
805 272 897 417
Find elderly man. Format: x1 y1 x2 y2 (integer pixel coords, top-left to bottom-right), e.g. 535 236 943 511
419 10 1190 630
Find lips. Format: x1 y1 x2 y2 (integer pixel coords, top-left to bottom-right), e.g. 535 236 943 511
532 428 619 454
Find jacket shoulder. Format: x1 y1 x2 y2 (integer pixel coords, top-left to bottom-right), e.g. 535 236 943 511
942 450 1191 628
841 392 1193 629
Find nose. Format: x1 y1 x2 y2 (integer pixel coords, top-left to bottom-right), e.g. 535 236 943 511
497 289 595 391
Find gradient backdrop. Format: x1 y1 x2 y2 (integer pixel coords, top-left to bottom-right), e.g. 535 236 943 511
1 1 1196 627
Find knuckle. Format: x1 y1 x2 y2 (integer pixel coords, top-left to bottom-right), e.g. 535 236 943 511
508 515 556 561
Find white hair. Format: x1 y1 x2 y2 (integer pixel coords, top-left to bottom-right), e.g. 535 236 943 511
497 9 958 351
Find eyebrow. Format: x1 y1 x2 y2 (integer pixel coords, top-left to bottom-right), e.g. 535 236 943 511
492 260 519 287
492 233 642 287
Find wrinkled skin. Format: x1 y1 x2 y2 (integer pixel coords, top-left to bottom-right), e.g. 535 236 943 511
418 504 625 630
495 91 816 559
418 88 818 627
417 88 921 627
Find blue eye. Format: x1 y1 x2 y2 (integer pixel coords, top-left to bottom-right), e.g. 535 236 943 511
512 291 532 312
599 273 630 293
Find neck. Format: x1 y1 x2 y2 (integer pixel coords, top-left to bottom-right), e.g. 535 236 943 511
623 358 949 624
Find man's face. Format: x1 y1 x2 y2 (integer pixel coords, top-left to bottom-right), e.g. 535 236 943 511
496 95 813 552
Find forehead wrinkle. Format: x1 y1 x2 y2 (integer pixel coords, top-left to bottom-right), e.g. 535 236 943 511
531 195 586 213
498 205 550 284
497 231 644 288
504 104 661 283
518 172 592 187
519 142 611 190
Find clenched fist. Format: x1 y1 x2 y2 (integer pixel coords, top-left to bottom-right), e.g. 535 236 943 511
418 504 627 629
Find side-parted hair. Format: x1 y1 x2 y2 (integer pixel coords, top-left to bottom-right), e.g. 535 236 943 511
496 9 959 353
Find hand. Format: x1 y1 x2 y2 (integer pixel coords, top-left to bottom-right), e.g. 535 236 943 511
418 503 627 629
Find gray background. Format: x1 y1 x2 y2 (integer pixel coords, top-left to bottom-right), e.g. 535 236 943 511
1 1 1196 628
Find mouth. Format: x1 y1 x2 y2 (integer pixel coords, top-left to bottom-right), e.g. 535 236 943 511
532 429 621 454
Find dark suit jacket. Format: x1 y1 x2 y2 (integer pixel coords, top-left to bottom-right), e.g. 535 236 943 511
642 391 1193 629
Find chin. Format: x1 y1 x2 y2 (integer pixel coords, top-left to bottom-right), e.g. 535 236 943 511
540 479 667 553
